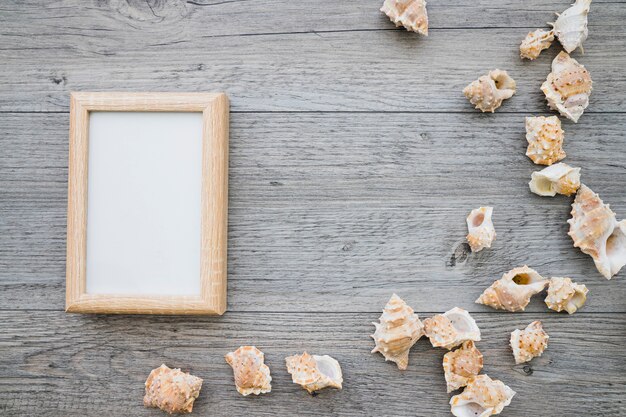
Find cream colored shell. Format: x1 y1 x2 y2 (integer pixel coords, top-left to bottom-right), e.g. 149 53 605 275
466 207 496 252
529 163 581 197
520 29 555 60
225 346 272 396
525 116 566 166
545 277 589 314
143 364 203 414
476 266 548 312
424 307 481 350
285 352 343 394
380 0 428 35
443 341 484 393
463 70 516 113
550 0 591 53
510 320 549 364
450 374 516 417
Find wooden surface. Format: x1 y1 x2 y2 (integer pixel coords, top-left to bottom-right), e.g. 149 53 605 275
0 1 625 416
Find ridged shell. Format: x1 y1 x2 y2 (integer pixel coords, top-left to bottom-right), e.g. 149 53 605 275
549 0 591 53
443 341 484 393
225 346 272 396
285 352 343 394
529 163 581 197
463 70 516 113
567 184 626 279
466 207 496 252
424 307 481 350
450 374 516 417
520 29 555 60
510 320 549 364
476 266 549 312
525 116 566 166
541 52 593 123
545 277 589 314
371 293 424 370
380 0 428 35
143 364 203 414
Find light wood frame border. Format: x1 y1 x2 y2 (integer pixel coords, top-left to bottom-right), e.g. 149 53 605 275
66 92 229 315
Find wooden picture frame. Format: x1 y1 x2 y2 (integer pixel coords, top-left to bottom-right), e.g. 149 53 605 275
66 92 229 315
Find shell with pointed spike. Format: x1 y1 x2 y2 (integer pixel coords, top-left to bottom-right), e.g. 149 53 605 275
476 266 548 312
143 364 203 414
529 163 581 197
463 70 516 113
285 352 343 394
450 374 516 417
520 29 555 60
443 341 484 393
380 0 428 35
510 320 549 364
466 207 496 252
225 346 272 396
424 307 481 350
525 116 566 166
545 277 589 314
550 0 591 53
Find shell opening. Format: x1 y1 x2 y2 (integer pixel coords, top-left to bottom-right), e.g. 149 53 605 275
606 225 626 274
447 312 472 333
493 72 515 91
316 358 337 379
472 213 485 228
512 273 534 285
533 176 553 194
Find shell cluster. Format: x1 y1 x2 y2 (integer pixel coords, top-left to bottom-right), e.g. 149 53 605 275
520 29 555 60
143 364 203 414
225 346 272 396
550 0 591 53
450 375 516 417
380 0 428 35
466 207 496 252
463 70 516 113
545 277 589 314
285 352 343 394
424 307 481 350
525 116 566 166
529 163 581 197
510 321 549 364
442 341 484 393
476 266 549 312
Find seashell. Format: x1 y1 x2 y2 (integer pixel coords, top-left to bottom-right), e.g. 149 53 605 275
423 307 481 350
549 0 591 53
476 266 548 312
463 70 516 113
520 29 555 60
466 207 496 252
450 374 515 417
380 0 428 35
525 116 566 166
371 293 424 370
224 346 272 396
529 163 581 197
285 352 343 394
143 364 203 414
442 341 484 393
510 320 549 364
567 184 626 279
541 52 593 123
545 277 589 314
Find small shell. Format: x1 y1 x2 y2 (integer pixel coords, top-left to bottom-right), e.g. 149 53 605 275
520 29 555 60
285 352 343 394
510 320 549 364
424 307 481 350
529 163 581 197
450 374 516 417
463 69 516 113
567 184 626 279
371 293 424 370
541 52 593 123
143 364 203 414
442 341 484 393
545 277 589 314
466 207 496 252
476 266 549 312
380 0 428 35
549 0 591 53
525 116 566 166
224 346 272 396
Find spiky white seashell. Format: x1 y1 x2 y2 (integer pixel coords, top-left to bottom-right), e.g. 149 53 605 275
520 29 555 60
545 277 589 314
549 0 591 53
529 163 581 197
424 307 481 350
380 0 428 35
568 185 626 279
466 207 496 252
143 364 203 414
285 352 343 394
525 116 566 166
450 374 516 417
463 70 516 113
510 321 549 364
371 293 424 370
443 341 484 393
541 52 593 123
476 266 549 312
225 346 272 396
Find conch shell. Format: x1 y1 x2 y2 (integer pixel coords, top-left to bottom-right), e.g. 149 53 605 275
466 207 496 252
549 0 591 53
423 307 481 350
510 320 549 364
285 352 343 394
545 277 588 314
541 52 592 123
224 346 272 396
476 266 548 312
525 116 566 166
520 29 554 60
442 341 484 393
450 374 515 417
371 293 424 370
529 163 581 197
380 0 428 35
143 364 203 414
463 70 516 113
567 184 626 279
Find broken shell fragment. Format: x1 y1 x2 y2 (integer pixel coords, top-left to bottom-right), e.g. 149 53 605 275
450 374 515 417
143 364 203 414
424 307 481 350
476 266 548 312
225 346 272 396
466 207 496 252
549 0 591 53
545 277 589 314
463 70 516 113
443 341 484 393
380 0 428 35
525 116 566 166
285 352 343 394
520 29 555 60
541 52 593 123
568 184 626 279
371 293 424 370
529 163 581 197
510 320 549 364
